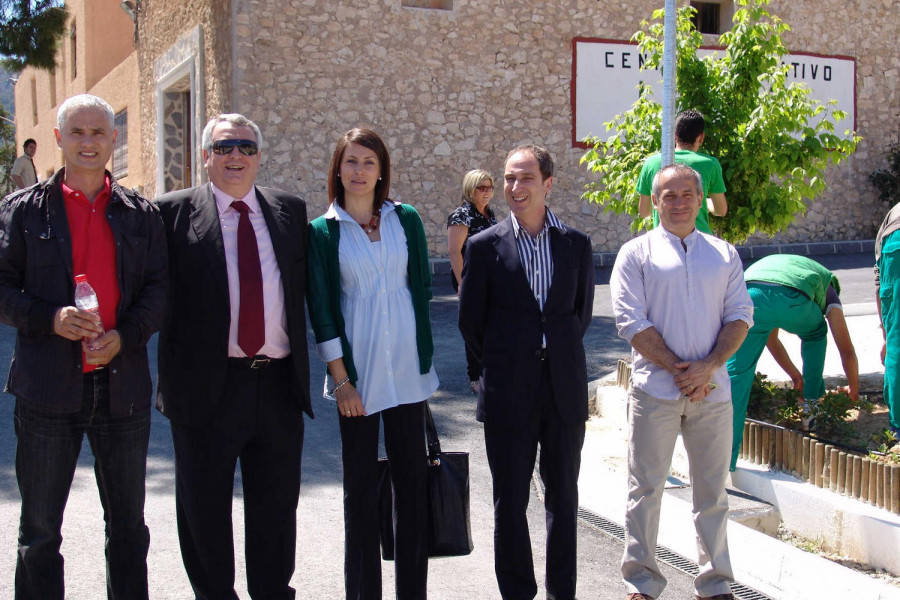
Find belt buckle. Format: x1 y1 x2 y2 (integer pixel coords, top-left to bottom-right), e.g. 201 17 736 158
249 357 270 369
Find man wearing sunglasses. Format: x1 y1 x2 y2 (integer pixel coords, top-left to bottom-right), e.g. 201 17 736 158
155 114 311 599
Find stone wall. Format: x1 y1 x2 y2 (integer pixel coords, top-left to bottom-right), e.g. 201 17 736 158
142 0 899 254
136 0 233 197
231 0 667 254
760 0 900 245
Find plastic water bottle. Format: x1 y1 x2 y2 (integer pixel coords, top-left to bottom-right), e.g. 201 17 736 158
73 274 104 350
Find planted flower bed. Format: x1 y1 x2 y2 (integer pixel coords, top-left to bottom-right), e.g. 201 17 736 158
742 373 900 513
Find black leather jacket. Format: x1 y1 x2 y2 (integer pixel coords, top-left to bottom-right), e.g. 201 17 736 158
0 169 168 416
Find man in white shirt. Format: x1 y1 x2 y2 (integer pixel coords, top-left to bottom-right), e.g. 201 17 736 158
610 163 753 600
11 138 38 189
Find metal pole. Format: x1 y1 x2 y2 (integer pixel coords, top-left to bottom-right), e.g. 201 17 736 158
661 0 677 167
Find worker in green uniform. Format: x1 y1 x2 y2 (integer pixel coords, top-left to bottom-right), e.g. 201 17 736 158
727 254 859 471
875 202 900 435
637 109 728 234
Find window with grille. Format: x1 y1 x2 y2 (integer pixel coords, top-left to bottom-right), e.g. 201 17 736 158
49 69 57 107
70 25 77 79
691 1 724 34
30 78 37 125
113 110 128 179
401 0 452 10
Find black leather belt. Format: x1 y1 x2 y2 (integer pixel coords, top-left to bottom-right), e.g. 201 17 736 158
227 355 288 370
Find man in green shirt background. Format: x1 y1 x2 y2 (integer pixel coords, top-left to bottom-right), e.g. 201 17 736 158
637 109 728 234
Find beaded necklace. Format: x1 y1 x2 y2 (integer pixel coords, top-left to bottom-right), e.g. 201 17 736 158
360 208 381 234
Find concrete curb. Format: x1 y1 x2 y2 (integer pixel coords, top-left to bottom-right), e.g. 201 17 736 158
429 239 877 273
589 383 900 600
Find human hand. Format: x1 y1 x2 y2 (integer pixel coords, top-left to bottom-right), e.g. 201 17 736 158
791 373 804 395
83 330 121 365
836 385 859 403
53 306 103 341
882 342 887 366
673 359 717 401
336 383 366 417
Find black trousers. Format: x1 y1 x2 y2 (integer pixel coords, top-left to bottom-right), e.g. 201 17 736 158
170 359 304 600
339 401 428 600
14 370 150 600
452 273 482 383
483 362 586 600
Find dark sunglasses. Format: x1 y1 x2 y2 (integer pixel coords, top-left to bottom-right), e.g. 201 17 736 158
210 139 259 156
475 185 494 193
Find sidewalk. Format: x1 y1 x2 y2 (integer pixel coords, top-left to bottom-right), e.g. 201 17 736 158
578 302 900 600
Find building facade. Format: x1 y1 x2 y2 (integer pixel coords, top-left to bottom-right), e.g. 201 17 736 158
125 0 899 253
12 0 145 192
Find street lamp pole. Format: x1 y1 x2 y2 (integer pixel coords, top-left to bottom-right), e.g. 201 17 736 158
661 0 677 167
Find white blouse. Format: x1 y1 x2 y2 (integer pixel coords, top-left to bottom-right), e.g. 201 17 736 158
317 201 439 414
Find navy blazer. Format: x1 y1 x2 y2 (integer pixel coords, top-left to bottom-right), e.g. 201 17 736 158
154 184 312 427
458 216 594 425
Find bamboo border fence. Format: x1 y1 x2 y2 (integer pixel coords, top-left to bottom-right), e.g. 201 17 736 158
613 359 900 514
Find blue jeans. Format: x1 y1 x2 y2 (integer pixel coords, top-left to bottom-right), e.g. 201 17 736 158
14 370 151 600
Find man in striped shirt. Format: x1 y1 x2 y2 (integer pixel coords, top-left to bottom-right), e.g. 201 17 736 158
459 144 595 600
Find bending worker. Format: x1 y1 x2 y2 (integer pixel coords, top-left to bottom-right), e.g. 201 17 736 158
727 254 859 470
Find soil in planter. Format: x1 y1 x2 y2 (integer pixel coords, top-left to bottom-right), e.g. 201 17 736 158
746 374 899 462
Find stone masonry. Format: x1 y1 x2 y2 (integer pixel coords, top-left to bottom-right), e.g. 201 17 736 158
138 0 900 255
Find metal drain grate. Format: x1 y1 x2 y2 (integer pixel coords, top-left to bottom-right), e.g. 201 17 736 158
576 506 774 600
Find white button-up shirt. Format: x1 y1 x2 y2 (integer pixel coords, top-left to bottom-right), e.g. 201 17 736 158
316 202 439 414
610 227 753 402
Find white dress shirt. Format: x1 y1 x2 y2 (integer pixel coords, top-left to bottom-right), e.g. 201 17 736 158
316 201 439 414
610 227 753 402
211 182 290 359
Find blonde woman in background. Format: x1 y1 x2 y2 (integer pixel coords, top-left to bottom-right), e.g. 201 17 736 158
447 169 498 394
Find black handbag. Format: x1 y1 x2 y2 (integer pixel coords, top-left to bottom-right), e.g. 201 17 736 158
377 401 474 559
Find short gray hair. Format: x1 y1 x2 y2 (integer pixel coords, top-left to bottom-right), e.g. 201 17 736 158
651 163 703 199
57 94 115 131
201 114 264 151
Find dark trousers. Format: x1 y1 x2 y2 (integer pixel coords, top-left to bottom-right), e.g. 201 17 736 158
483 363 585 600
14 370 151 600
170 359 304 600
452 273 482 383
339 401 428 600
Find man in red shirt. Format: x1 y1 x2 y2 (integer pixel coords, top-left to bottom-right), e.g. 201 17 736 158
0 94 167 599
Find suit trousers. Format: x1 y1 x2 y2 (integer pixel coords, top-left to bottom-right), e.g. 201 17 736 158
339 400 428 600
483 361 585 600
170 359 304 600
622 388 734 599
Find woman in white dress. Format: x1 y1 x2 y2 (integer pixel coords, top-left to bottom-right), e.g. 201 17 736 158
306 128 439 600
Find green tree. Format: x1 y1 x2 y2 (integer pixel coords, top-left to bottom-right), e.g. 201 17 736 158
0 1 68 71
580 0 859 243
869 138 900 207
0 103 17 195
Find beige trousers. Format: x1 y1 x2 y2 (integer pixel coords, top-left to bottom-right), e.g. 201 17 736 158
621 388 734 599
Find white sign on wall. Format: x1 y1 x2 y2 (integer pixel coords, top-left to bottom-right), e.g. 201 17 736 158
571 38 856 146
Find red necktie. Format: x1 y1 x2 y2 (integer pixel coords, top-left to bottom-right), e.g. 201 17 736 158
231 201 265 357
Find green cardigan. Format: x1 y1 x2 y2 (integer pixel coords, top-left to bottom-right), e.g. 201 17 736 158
306 202 434 385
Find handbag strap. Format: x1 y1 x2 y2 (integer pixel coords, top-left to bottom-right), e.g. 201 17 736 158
424 401 442 465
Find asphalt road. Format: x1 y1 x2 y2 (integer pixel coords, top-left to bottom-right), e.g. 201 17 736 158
0 251 873 599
